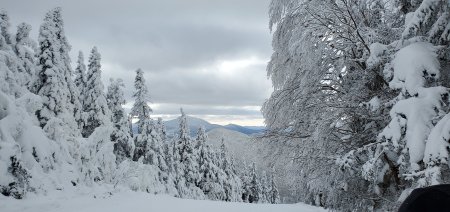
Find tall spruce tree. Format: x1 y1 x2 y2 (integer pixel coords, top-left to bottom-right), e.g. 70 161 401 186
260 171 269 203
248 162 261 203
0 10 12 46
74 51 86 99
131 68 152 133
74 51 86 129
171 109 211 198
269 173 280 204
106 78 134 163
82 46 110 137
241 164 252 203
157 117 167 141
219 137 233 201
14 22 36 89
132 118 151 161
32 7 80 137
0 10 21 96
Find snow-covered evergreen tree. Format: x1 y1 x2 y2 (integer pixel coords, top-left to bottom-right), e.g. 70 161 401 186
132 118 151 161
0 89 77 199
131 68 152 133
218 137 240 201
219 138 228 170
0 10 12 46
157 117 167 141
82 46 110 137
0 10 74 199
32 7 80 138
240 164 252 203
106 78 134 163
74 51 86 100
74 51 86 129
268 173 280 204
173 108 203 198
338 0 450 205
197 127 224 199
248 163 262 203
260 171 269 203
0 10 23 97
0 9 82 196
163 139 175 173
80 125 117 184
14 23 36 89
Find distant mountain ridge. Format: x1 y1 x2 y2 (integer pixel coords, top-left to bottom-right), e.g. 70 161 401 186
223 124 264 135
163 116 265 136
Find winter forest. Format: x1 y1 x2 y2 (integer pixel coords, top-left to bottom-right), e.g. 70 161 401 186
1 0 450 211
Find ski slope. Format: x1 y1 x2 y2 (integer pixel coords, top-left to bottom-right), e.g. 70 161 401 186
1 188 326 212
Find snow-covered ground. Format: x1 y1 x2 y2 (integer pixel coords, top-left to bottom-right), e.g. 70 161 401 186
0 187 326 212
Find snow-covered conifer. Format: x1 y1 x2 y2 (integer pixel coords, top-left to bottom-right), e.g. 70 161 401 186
268 173 280 204
240 164 252 203
14 23 36 88
0 10 22 96
133 119 151 161
198 136 226 201
219 138 229 170
74 51 86 129
169 109 207 198
0 10 12 46
82 46 110 137
131 68 152 133
248 163 261 203
74 51 86 100
163 140 175 173
260 171 269 203
106 78 126 127
32 7 80 138
157 117 167 141
106 78 134 163
176 109 202 197
328 0 450 210
80 126 117 184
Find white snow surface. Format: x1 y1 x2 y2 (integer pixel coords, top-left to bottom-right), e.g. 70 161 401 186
390 42 439 95
0 186 326 212
424 112 450 166
367 96 381 112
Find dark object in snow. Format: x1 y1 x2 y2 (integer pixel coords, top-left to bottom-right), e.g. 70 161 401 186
399 184 450 212
0 156 30 199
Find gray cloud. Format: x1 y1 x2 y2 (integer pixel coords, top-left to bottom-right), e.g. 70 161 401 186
2 0 273 125
148 103 261 116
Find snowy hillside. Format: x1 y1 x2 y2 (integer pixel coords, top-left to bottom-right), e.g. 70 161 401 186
0 188 327 212
207 128 258 168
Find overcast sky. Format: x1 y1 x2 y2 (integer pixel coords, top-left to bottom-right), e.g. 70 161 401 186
2 0 273 126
